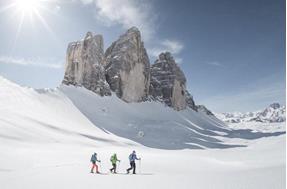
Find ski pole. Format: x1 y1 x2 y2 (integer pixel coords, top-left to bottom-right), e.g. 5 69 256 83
118 161 120 172
99 161 102 172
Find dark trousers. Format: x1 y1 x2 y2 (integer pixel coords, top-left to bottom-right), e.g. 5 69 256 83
110 163 117 173
127 161 136 174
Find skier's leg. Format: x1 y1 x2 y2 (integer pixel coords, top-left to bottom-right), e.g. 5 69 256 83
91 163 95 173
110 164 115 173
133 162 136 174
113 164 117 173
95 164 99 173
127 162 132 173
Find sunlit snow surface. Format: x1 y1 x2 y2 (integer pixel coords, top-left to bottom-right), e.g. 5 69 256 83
0 77 285 189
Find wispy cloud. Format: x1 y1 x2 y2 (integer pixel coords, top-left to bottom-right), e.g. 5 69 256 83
207 61 223 67
0 56 63 69
76 0 184 62
150 39 184 63
78 0 156 41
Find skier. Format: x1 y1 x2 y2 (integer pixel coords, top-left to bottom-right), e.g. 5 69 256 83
90 152 101 173
126 150 141 174
110 153 121 173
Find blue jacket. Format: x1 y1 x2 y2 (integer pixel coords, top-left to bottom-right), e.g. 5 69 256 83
90 153 100 163
129 153 139 162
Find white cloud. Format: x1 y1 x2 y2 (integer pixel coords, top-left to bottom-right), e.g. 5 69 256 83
149 39 184 63
78 0 155 41
0 56 63 69
76 0 184 62
207 61 223 67
161 39 184 54
80 0 94 4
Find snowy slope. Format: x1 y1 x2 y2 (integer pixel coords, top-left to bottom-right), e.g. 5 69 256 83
0 77 285 189
216 103 286 123
0 76 284 149
60 85 284 149
0 76 135 147
60 85 239 149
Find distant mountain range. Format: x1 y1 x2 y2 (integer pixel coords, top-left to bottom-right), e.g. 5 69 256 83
216 103 286 123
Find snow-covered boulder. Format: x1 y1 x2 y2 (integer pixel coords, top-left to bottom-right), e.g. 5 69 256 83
149 52 189 111
62 32 111 96
104 27 150 102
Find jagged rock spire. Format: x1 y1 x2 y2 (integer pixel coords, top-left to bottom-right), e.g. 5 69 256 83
105 26 150 102
149 52 188 110
62 32 111 96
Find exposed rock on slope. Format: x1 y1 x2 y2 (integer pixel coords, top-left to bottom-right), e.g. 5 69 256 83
104 27 150 102
62 32 111 96
185 90 197 110
149 52 189 110
197 105 214 116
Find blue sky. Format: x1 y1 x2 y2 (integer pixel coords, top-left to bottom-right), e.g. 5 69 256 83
0 0 285 112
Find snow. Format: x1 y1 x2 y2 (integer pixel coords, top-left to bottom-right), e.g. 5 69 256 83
0 76 285 189
216 104 286 123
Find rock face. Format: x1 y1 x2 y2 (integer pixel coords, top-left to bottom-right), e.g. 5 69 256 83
197 105 214 116
104 27 150 102
149 52 189 111
62 32 111 96
62 27 212 114
185 90 197 110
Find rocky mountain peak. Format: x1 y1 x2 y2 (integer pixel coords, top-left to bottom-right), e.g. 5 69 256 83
125 26 140 35
158 52 173 61
269 103 281 109
104 27 150 102
149 52 188 110
216 103 286 123
62 32 111 96
61 27 213 114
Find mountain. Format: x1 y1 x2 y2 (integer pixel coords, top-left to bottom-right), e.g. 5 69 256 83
62 27 206 112
0 76 234 149
1 28 285 189
0 76 285 189
63 32 111 96
105 27 150 102
216 103 286 123
1 76 284 151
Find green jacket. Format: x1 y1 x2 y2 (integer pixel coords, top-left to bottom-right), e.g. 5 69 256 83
110 154 119 164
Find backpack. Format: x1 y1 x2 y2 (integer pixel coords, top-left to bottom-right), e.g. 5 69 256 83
129 154 133 161
91 154 96 162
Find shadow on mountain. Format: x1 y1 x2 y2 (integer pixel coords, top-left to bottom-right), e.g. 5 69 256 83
225 129 286 139
61 86 285 150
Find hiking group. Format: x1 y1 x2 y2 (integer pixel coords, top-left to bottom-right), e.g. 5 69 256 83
90 150 141 174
